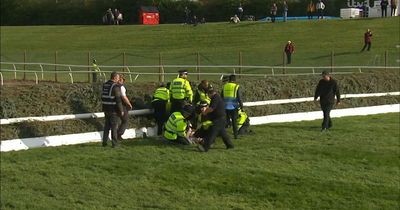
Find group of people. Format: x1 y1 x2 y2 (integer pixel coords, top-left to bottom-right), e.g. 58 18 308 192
101 72 132 148
100 69 341 151
103 8 123 25
380 0 398 17
150 70 252 152
307 0 326 19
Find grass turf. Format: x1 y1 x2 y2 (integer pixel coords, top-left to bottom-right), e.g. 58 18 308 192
1 18 399 82
1 113 399 209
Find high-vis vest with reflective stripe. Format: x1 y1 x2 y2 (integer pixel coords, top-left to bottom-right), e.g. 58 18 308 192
152 87 170 102
196 90 211 105
223 82 239 110
101 80 117 110
164 112 187 140
237 109 248 130
196 114 213 130
170 78 193 102
93 63 100 72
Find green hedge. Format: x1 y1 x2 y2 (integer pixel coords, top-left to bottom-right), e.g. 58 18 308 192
0 70 399 140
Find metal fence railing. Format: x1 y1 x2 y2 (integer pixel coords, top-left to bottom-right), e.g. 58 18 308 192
1 61 399 85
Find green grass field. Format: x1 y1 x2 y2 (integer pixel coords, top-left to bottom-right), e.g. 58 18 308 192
1 114 399 209
1 18 399 82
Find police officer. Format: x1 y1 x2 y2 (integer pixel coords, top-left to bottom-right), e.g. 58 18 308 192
193 80 211 106
117 75 133 140
101 72 124 148
152 82 170 136
163 105 194 145
221 74 243 139
92 59 101 83
314 71 341 132
170 70 193 113
198 89 234 152
237 108 252 135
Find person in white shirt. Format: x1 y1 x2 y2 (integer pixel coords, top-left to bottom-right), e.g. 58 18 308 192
316 0 325 19
230 14 240 23
117 75 133 140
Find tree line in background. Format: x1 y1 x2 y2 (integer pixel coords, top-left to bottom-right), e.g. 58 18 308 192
1 0 350 25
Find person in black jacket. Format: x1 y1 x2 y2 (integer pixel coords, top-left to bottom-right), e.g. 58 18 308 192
314 71 341 132
101 72 124 148
197 89 234 152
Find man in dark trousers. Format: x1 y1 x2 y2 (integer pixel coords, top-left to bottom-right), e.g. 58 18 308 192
222 74 243 139
381 0 389 17
361 29 372 52
101 72 124 148
152 82 170 136
314 71 341 132
198 89 234 152
284 40 295 64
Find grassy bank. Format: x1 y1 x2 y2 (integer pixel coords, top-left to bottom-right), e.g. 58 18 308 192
1 114 399 209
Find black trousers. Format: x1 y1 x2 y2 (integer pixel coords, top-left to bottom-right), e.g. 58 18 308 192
92 72 97 83
381 7 387 17
226 109 238 139
320 103 333 129
202 118 234 152
391 7 396 16
286 52 292 64
271 14 276 22
117 106 129 137
170 98 185 114
317 9 324 19
152 100 168 135
238 119 250 135
361 42 371 51
103 112 121 147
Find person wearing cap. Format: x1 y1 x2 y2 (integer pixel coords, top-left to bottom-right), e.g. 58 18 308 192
101 72 124 148
221 74 243 139
198 89 234 152
152 82 170 136
284 41 295 64
314 71 341 132
170 70 193 113
117 75 133 140
193 80 211 106
163 104 194 145
92 59 101 83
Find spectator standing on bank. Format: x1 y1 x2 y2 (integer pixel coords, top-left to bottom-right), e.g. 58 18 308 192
307 1 315 19
283 1 288 22
113 9 120 24
314 71 341 132
106 8 114 25
101 72 124 148
117 75 132 140
284 41 295 64
270 3 278 23
391 0 397 16
184 7 191 24
381 0 389 17
238 3 244 20
361 29 372 52
316 0 325 19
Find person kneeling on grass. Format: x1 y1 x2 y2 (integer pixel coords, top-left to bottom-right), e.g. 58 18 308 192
237 108 253 135
163 104 194 145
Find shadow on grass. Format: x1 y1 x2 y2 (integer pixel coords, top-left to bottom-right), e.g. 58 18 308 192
311 51 360 59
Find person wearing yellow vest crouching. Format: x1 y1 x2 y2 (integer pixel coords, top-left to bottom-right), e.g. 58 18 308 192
170 70 193 114
152 82 170 136
192 101 213 143
222 74 243 139
237 108 253 135
163 104 194 145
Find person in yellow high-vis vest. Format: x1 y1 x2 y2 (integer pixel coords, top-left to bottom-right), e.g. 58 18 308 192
237 108 252 135
193 101 213 140
92 59 101 83
193 80 211 106
152 82 170 136
170 70 193 113
221 74 243 139
163 105 194 145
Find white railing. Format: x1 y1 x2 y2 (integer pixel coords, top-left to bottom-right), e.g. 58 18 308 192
1 92 399 125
